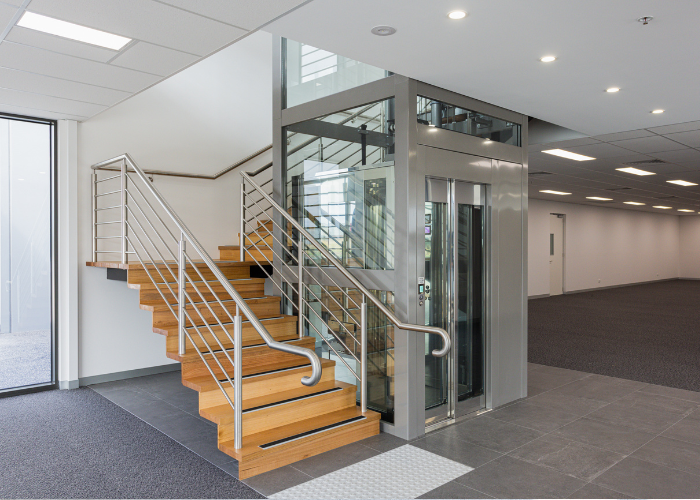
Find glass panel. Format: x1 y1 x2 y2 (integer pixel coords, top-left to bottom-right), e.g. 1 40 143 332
424 200 449 410
417 95 521 146
285 99 395 270
284 38 392 108
0 117 53 392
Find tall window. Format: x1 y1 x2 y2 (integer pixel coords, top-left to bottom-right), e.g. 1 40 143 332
0 115 55 394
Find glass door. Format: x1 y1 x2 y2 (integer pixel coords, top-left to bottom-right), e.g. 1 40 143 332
424 178 486 425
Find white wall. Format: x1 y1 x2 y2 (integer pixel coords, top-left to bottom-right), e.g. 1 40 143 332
680 216 700 279
77 32 273 380
528 198 681 297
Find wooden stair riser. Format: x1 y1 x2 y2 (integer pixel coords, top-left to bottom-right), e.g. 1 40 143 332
221 247 274 263
128 265 251 284
179 337 316 379
151 297 281 329
165 319 298 354
198 362 336 410
215 386 357 443
138 280 266 305
224 412 381 479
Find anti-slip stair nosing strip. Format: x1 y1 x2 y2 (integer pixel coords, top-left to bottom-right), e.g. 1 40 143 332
242 387 343 414
215 363 314 383
259 416 366 449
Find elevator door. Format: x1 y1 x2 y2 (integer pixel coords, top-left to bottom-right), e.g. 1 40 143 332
424 178 486 425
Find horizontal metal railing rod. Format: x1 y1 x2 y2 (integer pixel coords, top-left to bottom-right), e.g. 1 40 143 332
242 172 451 357
95 174 120 183
95 205 121 212
95 220 121 226
95 189 121 197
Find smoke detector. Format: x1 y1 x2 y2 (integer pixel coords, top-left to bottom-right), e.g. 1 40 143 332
371 25 397 36
638 16 654 25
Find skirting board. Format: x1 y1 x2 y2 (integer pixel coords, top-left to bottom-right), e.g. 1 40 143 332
78 363 181 387
528 277 681 299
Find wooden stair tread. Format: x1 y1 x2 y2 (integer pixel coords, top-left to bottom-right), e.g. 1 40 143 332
86 260 256 270
182 359 336 392
220 406 380 459
200 380 352 423
141 295 279 312
154 315 298 337
168 337 313 364
130 277 266 290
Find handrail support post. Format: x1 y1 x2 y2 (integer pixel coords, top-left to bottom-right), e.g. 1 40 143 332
178 233 186 355
298 236 304 338
361 296 367 413
240 182 245 262
120 159 128 264
234 309 243 449
92 170 97 262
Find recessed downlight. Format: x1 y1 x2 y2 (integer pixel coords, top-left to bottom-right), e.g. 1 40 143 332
667 180 698 187
448 10 467 19
616 167 656 176
371 25 397 36
653 206 673 209
586 197 613 201
542 149 595 161
678 209 695 212
606 87 620 93
17 11 131 50
540 55 556 63
652 109 665 114
624 201 645 206
539 190 571 196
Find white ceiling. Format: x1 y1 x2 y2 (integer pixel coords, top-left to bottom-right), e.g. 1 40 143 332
0 0 309 121
264 0 700 137
530 120 700 215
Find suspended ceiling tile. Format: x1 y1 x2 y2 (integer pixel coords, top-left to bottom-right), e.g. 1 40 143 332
1 0 23 7
0 67 130 106
664 130 700 148
592 129 656 142
0 87 107 116
4 26 118 62
0 42 160 92
564 142 634 159
610 135 689 154
536 137 601 150
0 2 17 24
110 41 198 77
26 0 248 56
647 121 700 136
649 149 700 166
154 0 309 31
0 102 89 121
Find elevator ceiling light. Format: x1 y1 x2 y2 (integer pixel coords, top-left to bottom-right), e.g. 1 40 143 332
371 25 397 36
540 55 556 63
667 180 698 186
652 109 665 114
539 190 571 195
624 201 645 205
17 12 131 50
606 87 620 93
653 206 672 209
542 149 595 161
586 197 613 201
448 10 467 19
678 209 695 212
616 167 656 176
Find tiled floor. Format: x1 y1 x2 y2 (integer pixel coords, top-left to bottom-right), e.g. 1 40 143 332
91 363 700 499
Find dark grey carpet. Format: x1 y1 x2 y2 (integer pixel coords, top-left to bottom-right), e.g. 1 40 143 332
0 330 51 391
0 388 263 499
529 279 700 392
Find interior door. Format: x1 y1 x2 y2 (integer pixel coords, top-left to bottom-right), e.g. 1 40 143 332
424 177 486 425
549 214 564 296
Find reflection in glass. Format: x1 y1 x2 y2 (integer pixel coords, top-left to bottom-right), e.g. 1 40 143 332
417 95 521 146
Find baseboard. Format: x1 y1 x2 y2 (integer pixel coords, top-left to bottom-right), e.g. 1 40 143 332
59 380 79 390
528 294 550 300
564 277 680 295
79 363 181 387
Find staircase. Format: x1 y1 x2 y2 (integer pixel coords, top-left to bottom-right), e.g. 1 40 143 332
87 154 449 479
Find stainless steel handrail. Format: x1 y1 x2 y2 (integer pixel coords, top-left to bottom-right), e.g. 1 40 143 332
241 171 451 358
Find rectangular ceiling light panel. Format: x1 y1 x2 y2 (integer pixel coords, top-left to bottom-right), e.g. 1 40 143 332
586 197 613 201
616 167 656 176
539 190 571 195
17 12 131 50
667 180 698 186
624 201 645 205
542 149 596 161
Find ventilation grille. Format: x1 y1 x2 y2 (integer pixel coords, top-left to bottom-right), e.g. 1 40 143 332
621 159 667 166
528 171 554 176
606 187 633 191
654 195 679 200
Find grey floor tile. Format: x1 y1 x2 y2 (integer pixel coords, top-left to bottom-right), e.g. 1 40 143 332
617 390 700 414
89 379 136 394
94 385 158 409
291 441 380 478
411 432 502 468
527 368 588 397
216 459 240 479
531 364 589 382
632 435 700 477
526 391 608 417
439 416 544 454
113 395 183 422
554 417 656 455
549 376 645 403
487 400 581 432
509 435 625 481
418 480 492 499
594 457 700 499
456 455 585 499
357 432 408 452
639 384 700 404
178 430 236 467
662 413 700 446
242 465 313 497
585 400 686 434
567 483 632 499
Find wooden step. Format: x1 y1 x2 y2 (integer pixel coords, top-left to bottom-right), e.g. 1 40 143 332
202 381 356 441
135 278 266 306
220 406 380 479
178 336 316 379
193 359 336 410
220 246 273 263
127 261 253 284
163 315 298 354
146 296 281 329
